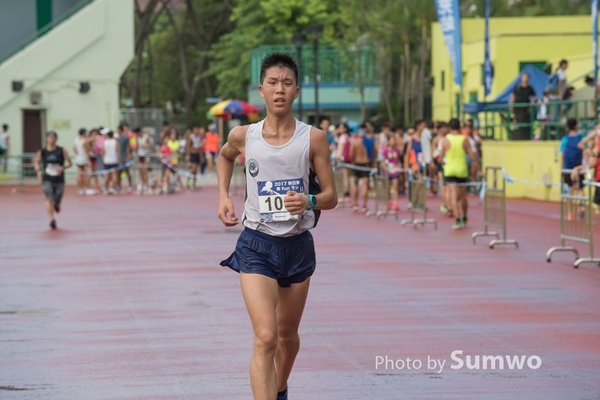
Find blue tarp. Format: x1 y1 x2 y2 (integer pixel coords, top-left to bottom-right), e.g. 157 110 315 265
463 65 549 114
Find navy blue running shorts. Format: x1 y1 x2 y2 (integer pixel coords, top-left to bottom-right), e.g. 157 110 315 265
220 227 316 288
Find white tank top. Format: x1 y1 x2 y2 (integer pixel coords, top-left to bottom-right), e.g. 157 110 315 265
103 138 118 164
74 137 87 163
243 119 315 237
0 132 8 149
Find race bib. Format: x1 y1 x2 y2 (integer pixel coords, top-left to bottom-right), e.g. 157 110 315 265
45 163 61 176
258 179 304 222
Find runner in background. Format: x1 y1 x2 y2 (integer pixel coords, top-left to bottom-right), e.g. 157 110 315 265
116 123 133 193
136 127 154 194
377 122 392 173
335 122 351 204
187 125 204 189
205 124 220 175
198 126 207 174
393 125 407 196
88 128 101 194
464 119 482 193
73 128 90 195
34 131 72 229
560 118 584 195
350 125 372 213
382 134 402 211
439 118 480 229
162 128 184 193
102 130 120 195
433 122 451 215
420 121 434 194
577 123 600 206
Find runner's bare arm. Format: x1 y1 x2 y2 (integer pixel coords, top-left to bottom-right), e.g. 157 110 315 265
217 126 247 226
463 138 479 170
577 131 596 150
438 137 449 162
310 127 337 210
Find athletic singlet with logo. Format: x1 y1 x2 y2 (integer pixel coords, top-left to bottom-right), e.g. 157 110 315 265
41 146 65 183
444 134 468 178
243 119 316 237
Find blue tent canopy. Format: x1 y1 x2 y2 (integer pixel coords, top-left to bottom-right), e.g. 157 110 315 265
463 65 549 114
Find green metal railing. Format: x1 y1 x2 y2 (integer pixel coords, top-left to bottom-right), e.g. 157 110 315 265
249 45 377 86
0 0 95 65
473 98 600 141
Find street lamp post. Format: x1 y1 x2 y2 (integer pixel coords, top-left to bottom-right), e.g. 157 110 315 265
291 33 305 122
307 25 323 126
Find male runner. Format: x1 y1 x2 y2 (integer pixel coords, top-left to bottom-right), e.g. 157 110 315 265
116 123 133 192
187 125 204 189
217 53 337 400
432 121 450 214
439 119 479 229
350 128 372 212
34 131 72 229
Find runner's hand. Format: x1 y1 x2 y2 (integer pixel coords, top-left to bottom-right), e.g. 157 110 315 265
284 191 309 215
218 196 239 227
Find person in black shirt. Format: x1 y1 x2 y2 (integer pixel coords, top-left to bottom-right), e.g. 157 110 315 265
34 131 73 229
510 72 536 140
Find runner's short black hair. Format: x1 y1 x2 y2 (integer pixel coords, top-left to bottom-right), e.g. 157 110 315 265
1 124 7 130
260 53 298 85
78 128 86 135
449 118 461 130
567 118 578 130
46 131 58 138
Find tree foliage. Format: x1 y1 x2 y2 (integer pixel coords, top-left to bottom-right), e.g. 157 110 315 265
121 0 595 125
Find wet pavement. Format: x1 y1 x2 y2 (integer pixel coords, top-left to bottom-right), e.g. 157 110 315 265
1 186 599 399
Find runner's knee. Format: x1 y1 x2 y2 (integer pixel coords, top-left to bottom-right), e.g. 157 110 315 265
254 328 278 354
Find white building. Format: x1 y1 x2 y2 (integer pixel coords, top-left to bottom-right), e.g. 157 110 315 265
0 0 133 155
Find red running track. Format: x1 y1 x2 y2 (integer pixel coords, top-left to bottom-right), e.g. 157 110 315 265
1 186 599 399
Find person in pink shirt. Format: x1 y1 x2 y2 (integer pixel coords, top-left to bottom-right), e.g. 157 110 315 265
382 134 402 210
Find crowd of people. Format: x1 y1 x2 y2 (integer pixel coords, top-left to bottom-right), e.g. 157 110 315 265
69 121 222 196
322 117 483 230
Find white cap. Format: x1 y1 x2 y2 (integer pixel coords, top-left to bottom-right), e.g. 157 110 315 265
100 128 109 135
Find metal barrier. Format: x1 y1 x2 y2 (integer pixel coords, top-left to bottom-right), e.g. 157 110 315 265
400 178 437 229
0 154 37 193
472 167 519 249
546 182 600 268
365 175 399 220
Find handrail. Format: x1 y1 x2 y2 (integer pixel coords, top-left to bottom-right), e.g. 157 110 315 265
0 0 95 65
471 97 600 141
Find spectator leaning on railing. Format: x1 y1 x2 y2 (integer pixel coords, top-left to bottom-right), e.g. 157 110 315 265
509 72 536 140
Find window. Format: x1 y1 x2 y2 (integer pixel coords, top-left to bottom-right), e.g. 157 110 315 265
469 91 478 103
519 61 546 72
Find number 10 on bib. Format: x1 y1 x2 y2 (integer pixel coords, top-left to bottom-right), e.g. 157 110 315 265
257 179 304 222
